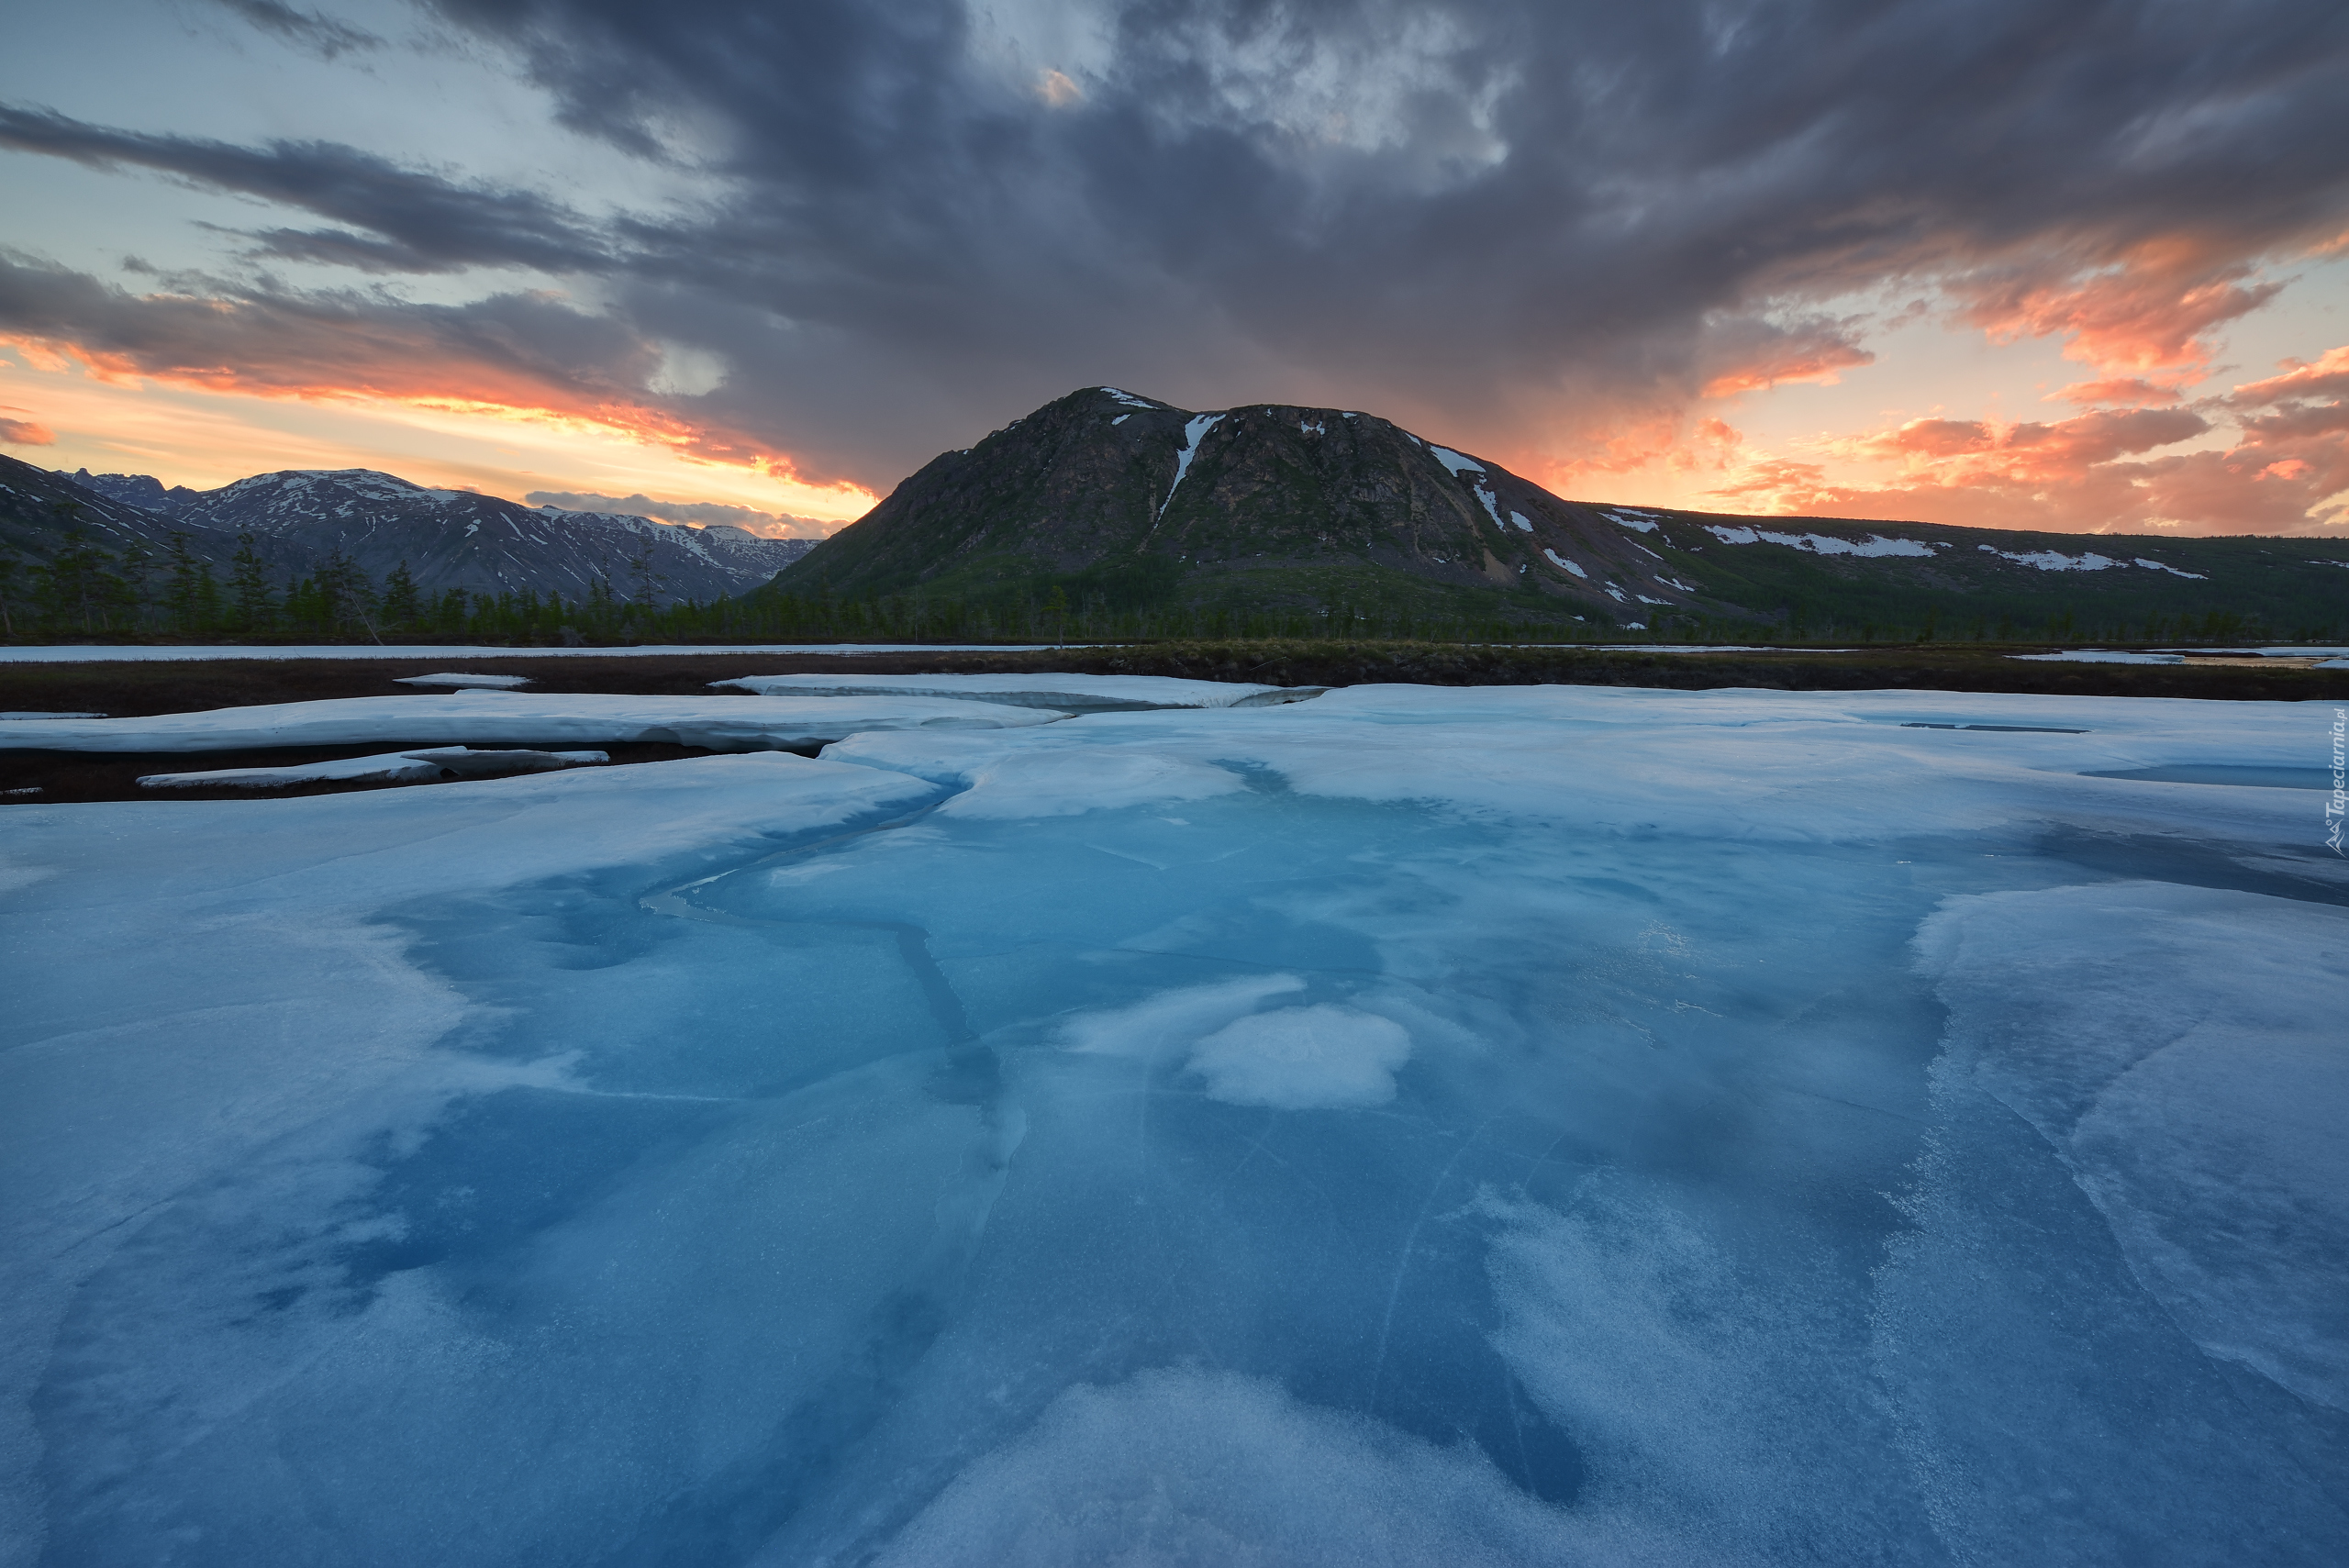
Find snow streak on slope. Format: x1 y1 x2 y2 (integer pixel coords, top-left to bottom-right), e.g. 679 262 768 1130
3 686 2343 1565
1159 414 1227 517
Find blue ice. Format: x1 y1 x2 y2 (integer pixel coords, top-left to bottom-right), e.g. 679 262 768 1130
2 686 2343 1564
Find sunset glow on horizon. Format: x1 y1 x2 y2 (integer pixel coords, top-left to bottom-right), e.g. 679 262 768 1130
1 1 2343 538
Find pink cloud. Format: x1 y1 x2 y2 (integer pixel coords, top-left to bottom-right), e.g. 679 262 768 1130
0 258 840 487
2049 377 2182 407
1950 240 2284 378
1709 392 2345 536
2229 345 2349 406
0 410 55 445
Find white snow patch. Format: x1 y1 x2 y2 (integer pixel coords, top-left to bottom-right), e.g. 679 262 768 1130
1060 974 1306 1060
394 673 533 690
0 644 1078 664
3 692 1070 755
1605 510 1661 533
1709 526 1935 557
2134 558 2208 579
1160 414 1227 517
716 673 1316 712
1542 549 1587 578
1186 1005 1412 1109
2012 651 2187 665
138 747 609 790
1508 511 1533 533
1428 446 1485 477
1978 544 2120 572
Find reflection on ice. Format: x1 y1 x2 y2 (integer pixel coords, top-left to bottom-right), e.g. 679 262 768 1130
2 685 2343 1564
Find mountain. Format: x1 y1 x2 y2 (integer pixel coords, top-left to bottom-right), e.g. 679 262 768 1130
64 469 206 515
775 387 2349 637
8 457 814 605
165 469 813 603
2 453 244 567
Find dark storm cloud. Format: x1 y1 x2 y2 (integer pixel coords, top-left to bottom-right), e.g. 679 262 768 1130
6 0 2348 491
0 249 655 411
424 0 2349 473
0 105 612 275
208 0 384 60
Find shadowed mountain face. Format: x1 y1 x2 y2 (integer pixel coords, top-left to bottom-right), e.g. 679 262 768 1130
7 457 811 606
776 388 2349 634
66 470 207 516
3 454 245 567
169 470 812 603
777 387 1645 619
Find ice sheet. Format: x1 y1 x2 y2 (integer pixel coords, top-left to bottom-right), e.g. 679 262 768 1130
1 691 1070 754
5 684 2343 1565
712 672 1318 711
137 747 610 789
393 673 533 689
0 644 1075 663
2014 650 2186 664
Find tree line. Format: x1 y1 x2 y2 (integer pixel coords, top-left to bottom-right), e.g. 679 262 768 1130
0 528 2322 647
0 530 682 642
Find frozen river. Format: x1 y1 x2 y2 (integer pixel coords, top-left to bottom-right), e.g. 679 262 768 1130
3 684 2343 1564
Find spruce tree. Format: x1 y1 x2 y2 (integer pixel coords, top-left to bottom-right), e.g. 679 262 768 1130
228 534 275 632
382 561 421 629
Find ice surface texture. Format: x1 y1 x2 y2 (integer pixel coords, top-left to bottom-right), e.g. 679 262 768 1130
713 672 1320 712
393 673 534 689
0 643 1077 663
137 747 610 789
2 684 2343 1565
0 691 1068 754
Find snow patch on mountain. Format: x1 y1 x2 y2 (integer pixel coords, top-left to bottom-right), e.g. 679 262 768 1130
1709 526 1937 558
1160 415 1227 517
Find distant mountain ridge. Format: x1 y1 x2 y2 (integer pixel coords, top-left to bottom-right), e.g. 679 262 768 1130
774 386 2349 637
4 456 813 606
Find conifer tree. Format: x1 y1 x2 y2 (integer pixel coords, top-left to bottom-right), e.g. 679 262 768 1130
228 533 275 632
381 561 421 629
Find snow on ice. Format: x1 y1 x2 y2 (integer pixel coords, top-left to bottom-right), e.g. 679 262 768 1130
712 673 1319 711
0 644 1075 664
393 673 534 689
2 683 2344 1564
0 691 1068 754
138 747 610 790
2013 650 2188 665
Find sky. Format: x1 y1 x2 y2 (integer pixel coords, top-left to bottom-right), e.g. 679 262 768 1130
1 0 2346 539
